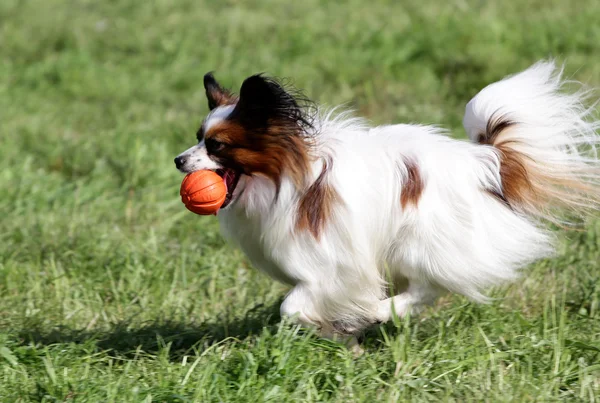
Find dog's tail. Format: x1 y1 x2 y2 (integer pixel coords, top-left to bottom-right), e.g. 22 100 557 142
463 61 600 223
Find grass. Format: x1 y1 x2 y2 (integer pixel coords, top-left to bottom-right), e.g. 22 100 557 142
1 0 600 401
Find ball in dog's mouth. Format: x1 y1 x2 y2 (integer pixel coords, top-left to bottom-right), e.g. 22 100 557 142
215 168 241 208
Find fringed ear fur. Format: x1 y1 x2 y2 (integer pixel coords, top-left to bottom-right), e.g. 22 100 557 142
203 72 237 110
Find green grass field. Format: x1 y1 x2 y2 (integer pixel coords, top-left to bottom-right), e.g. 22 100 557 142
1 0 600 401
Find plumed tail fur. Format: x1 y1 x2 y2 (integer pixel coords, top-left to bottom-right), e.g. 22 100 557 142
464 61 600 223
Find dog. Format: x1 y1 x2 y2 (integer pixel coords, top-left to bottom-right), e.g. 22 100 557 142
175 61 600 344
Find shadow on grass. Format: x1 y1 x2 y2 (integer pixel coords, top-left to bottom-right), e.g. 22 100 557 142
17 300 283 360
15 300 462 359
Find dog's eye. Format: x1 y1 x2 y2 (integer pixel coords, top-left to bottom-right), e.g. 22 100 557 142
205 138 225 153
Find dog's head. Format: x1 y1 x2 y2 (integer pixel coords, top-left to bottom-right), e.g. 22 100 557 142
175 73 314 209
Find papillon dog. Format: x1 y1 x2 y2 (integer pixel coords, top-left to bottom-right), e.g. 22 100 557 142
175 61 600 344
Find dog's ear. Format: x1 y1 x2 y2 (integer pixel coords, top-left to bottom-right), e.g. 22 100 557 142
204 72 235 110
234 74 300 128
238 74 281 108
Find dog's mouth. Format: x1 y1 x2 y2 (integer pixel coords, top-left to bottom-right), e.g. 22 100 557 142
215 168 241 208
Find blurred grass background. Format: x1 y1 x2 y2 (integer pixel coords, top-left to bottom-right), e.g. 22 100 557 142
1 0 599 401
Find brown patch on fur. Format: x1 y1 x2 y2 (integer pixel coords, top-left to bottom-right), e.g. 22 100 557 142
205 120 312 191
494 143 536 207
205 121 246 144
296 158 338 239
479 115 599 218
400 158 424 209
477 116 534 208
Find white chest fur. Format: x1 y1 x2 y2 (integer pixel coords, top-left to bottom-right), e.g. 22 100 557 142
218 207 299 285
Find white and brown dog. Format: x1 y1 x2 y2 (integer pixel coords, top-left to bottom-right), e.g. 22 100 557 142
175 62 600 344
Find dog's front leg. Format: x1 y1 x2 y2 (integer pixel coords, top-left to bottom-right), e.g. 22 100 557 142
280 284 362 354
280 284 321 327
375 280 440 322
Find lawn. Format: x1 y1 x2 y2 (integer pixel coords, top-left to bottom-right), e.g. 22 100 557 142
1 0 600 401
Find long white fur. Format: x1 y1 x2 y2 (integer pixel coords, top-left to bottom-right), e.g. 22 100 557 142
464 62 600 219
190 61 600 336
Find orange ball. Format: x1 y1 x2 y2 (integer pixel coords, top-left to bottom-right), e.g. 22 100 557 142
180 170 227 215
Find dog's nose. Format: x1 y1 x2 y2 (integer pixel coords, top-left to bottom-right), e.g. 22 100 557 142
174 156 187 169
